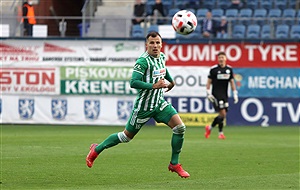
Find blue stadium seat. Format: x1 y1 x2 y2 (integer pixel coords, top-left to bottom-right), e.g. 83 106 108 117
217 0 230 10
261 25 271 38
163 1 172 15
211 9 224 19
246 24 260 39
253 9 267 26
288 0 297 8
247 0 259 10
274 0 288 10
275 24 290 39
131 25 144 38
196 8 209 19
145 1 155 15
260 0 273 10
232 25 246 38
290 25 300 39
268 9 282 26
184 0 201 9
167 8 180 24
174 0 189 9
282 9 296 26
202 1 216 10
147 24 159 33
239 8 253 25
225 9 238 25
168 8 180 17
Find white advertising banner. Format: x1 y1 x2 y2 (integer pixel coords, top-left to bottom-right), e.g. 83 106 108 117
0 67 60 95
0 40 145 66
166 66 210 97
1 95 135 125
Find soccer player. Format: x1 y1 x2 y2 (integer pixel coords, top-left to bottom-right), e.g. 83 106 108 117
86 31 190 178
205 51 238 139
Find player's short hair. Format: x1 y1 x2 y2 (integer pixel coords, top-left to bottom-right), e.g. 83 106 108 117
146 31 162 41
217 51 226 57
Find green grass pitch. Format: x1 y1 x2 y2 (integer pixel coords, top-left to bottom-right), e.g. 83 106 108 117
1 124 299 190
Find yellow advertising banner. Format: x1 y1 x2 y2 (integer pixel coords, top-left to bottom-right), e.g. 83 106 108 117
156 113 223 127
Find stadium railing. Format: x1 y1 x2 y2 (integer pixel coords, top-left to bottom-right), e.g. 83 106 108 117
0 15 299 39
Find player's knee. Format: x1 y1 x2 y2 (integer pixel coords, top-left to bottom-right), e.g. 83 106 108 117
117 131 132 143
172 123 186 134
217 116 224 125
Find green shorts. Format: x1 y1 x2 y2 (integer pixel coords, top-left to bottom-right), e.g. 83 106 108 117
125 100 177 134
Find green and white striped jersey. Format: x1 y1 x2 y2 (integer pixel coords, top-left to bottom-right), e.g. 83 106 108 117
131 52 173 112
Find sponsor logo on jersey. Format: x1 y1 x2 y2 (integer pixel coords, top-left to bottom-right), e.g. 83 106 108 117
217 73 230 79
153 68 166 78
51 99 67 120
117 100 133 120
84 100 100 120
19 99 34 119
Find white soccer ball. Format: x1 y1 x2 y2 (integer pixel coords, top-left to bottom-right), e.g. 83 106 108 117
172 10 197 35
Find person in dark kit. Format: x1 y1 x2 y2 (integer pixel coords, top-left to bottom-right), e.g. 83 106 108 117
22 0 36 36
205 52 239 139
151 0 166 24
132 0 146 25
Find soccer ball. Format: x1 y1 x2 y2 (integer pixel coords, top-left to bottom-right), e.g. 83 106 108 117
172 10 197 35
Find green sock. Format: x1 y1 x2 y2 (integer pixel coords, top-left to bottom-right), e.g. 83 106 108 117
95 133 121 154
170 133 184 165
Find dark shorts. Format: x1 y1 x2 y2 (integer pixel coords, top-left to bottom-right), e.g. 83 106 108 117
213 98 229 112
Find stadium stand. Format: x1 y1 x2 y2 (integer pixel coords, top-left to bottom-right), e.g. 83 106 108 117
131 24 144 38
174 0 189 10
202 1 216 10
290 25 300 38
167 8 180 24
246 24 261 38
297 10 300 24
212 8 224 19
275 24 290 38
232 24 246 38
239 8 253 25
225 9 239 25
253 9 267 26
268 9 282 26
260 0 273 10
246 0 259 10
282 9 297 25
147 24 159 33
217 0 230 10
289 0 297 8
274 0 288 10
261 25 272 38
196 8 209 19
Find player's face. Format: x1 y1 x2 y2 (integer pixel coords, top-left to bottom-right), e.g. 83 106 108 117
218 54 227 67
146 36 162 58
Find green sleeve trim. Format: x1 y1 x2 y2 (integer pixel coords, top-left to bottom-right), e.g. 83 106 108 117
130 71 153 90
